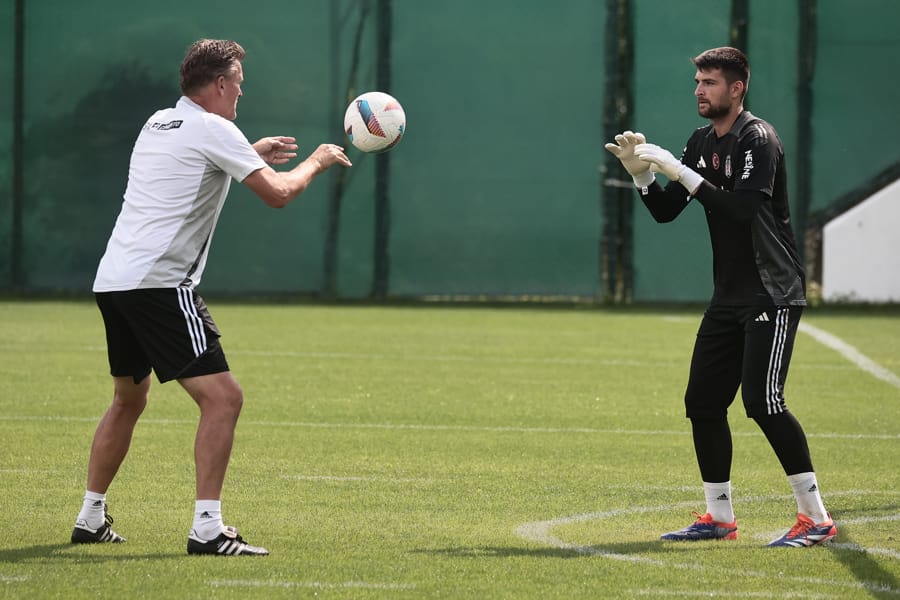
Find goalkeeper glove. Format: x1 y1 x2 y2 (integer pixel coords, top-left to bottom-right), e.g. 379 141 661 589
604 131 655 187
634 143 704 194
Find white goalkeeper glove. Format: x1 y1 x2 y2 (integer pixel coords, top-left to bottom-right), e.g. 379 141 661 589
604 131 655 187
634 143 704 194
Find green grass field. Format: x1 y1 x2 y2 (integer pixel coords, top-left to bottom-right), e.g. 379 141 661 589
1 300 898 599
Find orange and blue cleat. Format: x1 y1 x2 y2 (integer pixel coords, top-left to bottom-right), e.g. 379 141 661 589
661 511 738 541
767 513 836 547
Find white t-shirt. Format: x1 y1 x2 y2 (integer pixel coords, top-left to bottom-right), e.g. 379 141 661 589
93 96 267 292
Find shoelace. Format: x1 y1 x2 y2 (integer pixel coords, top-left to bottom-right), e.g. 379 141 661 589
786 515 813 537
691 511 711 523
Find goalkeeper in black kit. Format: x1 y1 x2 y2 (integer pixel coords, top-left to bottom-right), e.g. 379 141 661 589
605 46 836 547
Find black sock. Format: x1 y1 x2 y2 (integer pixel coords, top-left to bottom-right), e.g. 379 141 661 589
690 417 732 483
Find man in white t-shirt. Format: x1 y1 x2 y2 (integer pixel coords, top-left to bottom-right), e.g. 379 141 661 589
72 39 351 556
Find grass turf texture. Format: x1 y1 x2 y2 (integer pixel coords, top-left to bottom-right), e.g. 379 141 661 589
0 300 898 598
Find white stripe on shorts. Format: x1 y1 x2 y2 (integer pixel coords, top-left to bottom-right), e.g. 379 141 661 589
177 287 207 358
765 307 789 415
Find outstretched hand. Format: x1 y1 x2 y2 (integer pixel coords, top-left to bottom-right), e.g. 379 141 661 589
308 143 353 172
253 136 299 165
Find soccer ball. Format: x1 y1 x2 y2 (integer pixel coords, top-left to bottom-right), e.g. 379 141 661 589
343 91 406 153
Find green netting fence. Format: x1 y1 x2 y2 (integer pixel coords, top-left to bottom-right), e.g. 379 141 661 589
2 0 898 301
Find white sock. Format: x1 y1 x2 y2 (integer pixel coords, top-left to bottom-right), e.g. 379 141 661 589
787 472 829 523
76 490 106 530
191 500 225 541
703 481 735 523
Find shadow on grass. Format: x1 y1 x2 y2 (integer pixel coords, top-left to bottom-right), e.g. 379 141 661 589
419 537 900 596
416 509 900 597
0 544 180 563
827 510 900 599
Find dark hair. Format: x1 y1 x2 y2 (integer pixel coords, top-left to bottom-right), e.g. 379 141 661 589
179 39 246 95
692 46 750 98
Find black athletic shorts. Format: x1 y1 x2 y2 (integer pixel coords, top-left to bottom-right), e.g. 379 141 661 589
684 304 802 419
95 288 229 384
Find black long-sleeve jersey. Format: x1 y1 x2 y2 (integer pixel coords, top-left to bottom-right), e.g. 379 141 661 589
638 111 806 306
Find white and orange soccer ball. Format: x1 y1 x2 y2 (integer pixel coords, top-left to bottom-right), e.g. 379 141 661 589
343 91 406 153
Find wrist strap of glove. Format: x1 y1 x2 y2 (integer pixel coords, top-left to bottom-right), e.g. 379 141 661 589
632 170 656 188
678 168 704 195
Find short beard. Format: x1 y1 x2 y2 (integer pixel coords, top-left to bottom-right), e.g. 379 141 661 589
699 102 732 120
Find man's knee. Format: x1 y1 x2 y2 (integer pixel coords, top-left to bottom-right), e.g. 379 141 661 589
183 373 243 418
112 375 150 414
221 378 243 415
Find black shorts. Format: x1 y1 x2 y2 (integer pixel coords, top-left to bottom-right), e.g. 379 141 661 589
95 288 229 384
684 304 802 419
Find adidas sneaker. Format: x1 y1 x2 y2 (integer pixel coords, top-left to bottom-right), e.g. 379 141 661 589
71 507 126 544
187 525 269 556
767 513 836 547
661 511 738 541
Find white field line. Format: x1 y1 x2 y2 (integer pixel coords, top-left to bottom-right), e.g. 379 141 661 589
236 349 668 368
0 468 55 474
515 492 900 595
212 348 863 372
839 513 900 526
0 576 27 583
6 343 676 368
0 415 897 440
829 543 900 560
209 579 415 591
283 474 432 484
799 322 900 389
631 590 836 599
0 343 861 372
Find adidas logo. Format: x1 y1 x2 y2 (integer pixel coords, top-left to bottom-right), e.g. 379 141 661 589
697 156 707 169
808 484 818 493
716 493 729 501
754 312 770 322
199 511 212 519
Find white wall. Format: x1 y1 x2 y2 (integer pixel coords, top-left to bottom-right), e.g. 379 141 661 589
822 179 900 303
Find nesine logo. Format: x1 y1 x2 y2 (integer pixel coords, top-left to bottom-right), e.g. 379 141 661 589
742 149 754 180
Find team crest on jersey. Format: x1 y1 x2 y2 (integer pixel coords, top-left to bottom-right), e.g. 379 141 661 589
725 155 732 178
712 153 720 170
